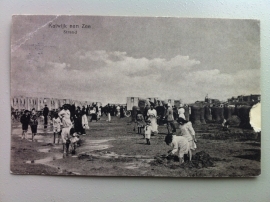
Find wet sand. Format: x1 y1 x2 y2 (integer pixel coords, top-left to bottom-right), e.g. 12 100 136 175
10 116 260 177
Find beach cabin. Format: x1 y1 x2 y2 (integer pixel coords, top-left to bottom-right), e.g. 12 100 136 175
127 97 139 111
11 96 20 110
27 97 38 111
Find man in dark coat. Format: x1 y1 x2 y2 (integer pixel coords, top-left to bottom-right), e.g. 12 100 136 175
43 104 49 128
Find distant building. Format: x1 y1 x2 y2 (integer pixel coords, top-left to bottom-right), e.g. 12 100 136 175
205 94 220 104
227 94 260 104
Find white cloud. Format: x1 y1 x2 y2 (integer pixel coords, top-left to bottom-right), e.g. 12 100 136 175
11 50 260 104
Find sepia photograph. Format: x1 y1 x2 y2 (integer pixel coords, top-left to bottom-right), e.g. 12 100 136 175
10 15 261 177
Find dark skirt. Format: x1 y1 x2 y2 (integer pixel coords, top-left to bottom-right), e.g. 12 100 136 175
91 114 97 121
31 125 37 133
74 118 83 133
22 124 28 131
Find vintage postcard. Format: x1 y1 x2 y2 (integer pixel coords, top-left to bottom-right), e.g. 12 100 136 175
10 15 261 177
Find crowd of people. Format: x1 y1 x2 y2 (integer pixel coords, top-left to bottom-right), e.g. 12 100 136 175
132 102 197 164
18 103 128 154
18 101 197 165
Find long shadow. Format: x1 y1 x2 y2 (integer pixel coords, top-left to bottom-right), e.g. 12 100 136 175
233 149 261 162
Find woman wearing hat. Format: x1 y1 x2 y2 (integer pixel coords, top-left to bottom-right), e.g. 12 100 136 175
177 117 197 154
178 104 186 120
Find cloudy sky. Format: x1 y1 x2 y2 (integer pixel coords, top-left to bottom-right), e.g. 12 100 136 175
11 16 260 104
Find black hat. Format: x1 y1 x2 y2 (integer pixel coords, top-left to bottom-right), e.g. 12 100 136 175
177 117 188 124
165 134 173 145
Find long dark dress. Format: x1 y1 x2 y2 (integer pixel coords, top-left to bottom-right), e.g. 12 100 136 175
30 114 38 133
120 107 125 118
20 114 30 131
74 110 83 133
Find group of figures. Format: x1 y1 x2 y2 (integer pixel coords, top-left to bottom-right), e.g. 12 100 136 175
133 103 197 164
18 101 197 164
18 102 128 155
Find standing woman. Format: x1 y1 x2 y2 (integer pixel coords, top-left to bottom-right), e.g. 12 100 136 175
178 104 186 120
98 106 102 119
30 113 38 141
58 105 73 154
120 106 125 118
106 104 111 122
116 105 120 117
147 105 158 134
177 117 197 158
81 110 89 135
74 106 82 133
136 110 146 134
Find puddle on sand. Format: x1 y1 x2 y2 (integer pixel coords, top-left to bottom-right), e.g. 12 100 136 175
38 148 51 153
87 151 151 159
26 138 116 165
70 172 81 175
27 139 45 143
80 150 154 170
26 153 64 164
124 159 154 170
25 134 55 144
79 138 115 153
12 126 53 135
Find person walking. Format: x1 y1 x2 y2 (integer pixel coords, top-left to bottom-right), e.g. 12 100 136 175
74 106 83 133
81 110 89 135
147 104 158 134
136 110 146 134
120 106 125 118
164 103 176 134
144 120 152 145
30 113 38 141
178 104 186 120
43 104 49 128
116 105 120 117
58 105 73 154
20 110 30 139
107 104 111 122
52 113 62 144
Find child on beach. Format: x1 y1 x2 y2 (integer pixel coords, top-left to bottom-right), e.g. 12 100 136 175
81 110 89 135
30 113 38 141
53 113 62 144
136 110 146 134
144 120 152 145
165 133 191 164
20 110 30 139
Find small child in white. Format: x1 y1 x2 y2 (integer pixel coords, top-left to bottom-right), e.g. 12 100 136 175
68 128 80 155
144 120 152 145
52 113 62 144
